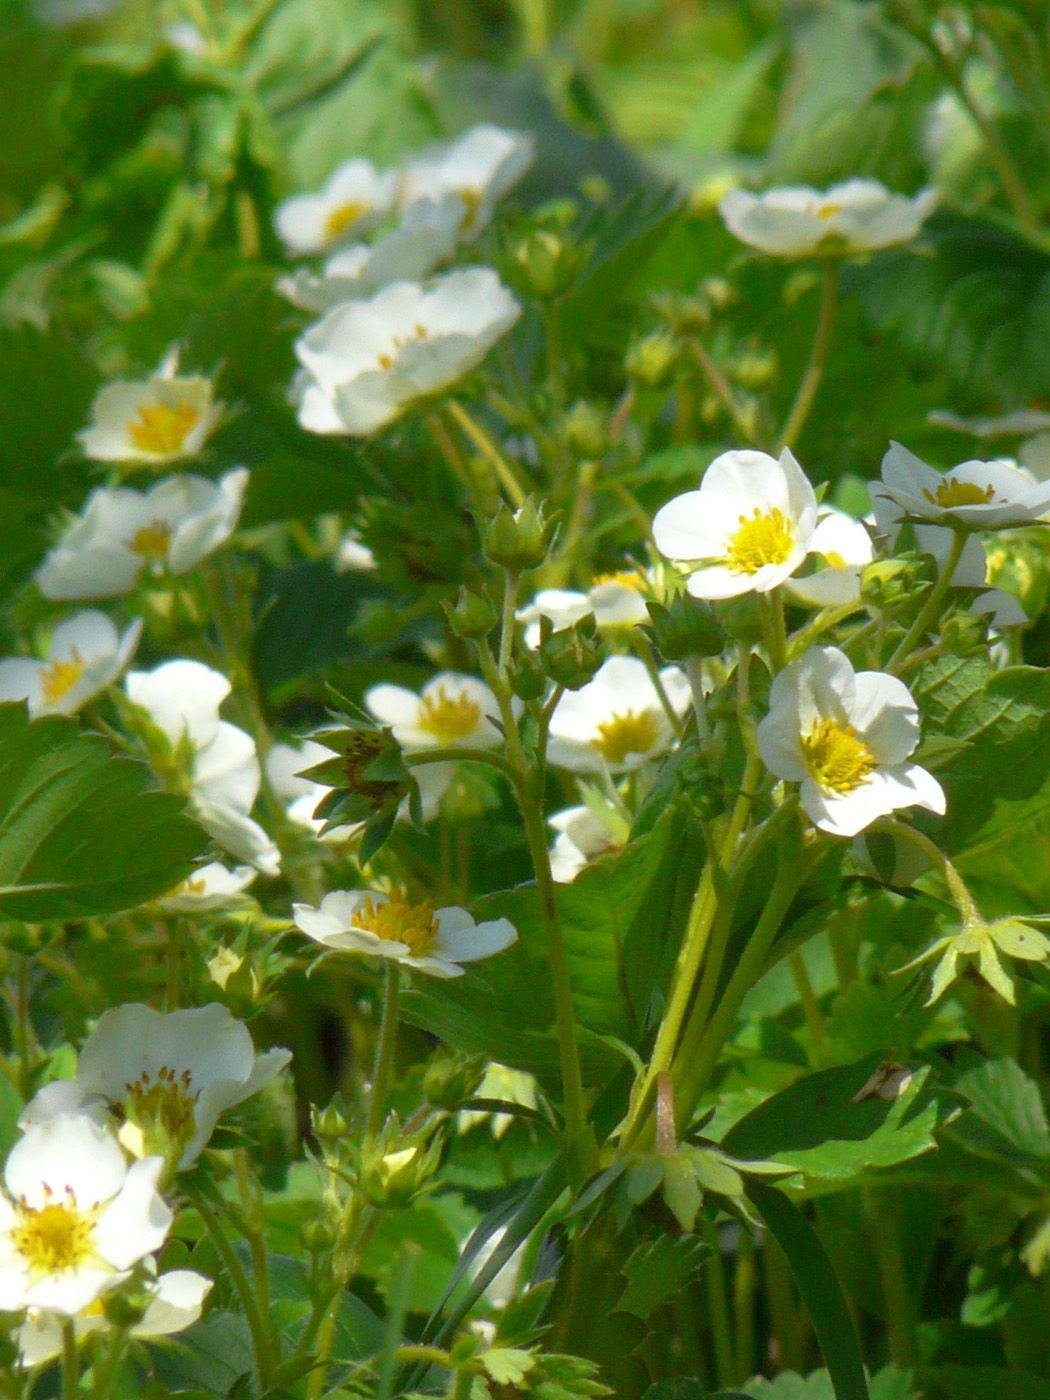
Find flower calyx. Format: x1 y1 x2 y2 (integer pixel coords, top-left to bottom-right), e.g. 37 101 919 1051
538 612 607 690
483 496 560 572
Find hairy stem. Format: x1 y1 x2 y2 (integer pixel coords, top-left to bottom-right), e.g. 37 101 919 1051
776 262 838 453
366 962 401 1140
886 527 966 673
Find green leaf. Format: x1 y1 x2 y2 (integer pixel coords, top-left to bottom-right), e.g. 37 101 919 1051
616 1233 710 1320
923 1367 1050 1400
149 1311 254 1396
948 1058 1050 1166
748 1182 869 1400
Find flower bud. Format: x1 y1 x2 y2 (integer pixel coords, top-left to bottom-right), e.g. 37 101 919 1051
539 613 606 689
423 1052 486 1111
508 648 548 702
860 556 928 609
625 332 680 386
725 346 778 390
102 1284 152 1329
643 595 726 662
443 586 497 640
360 1122 444 1208
512 228 582 298
303 1216 337 1253
559 400 608 459
482 496 559 571
313 1100 350 1145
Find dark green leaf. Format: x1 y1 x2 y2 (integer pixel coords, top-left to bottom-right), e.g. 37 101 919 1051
616 1233 710 1320
948 1058 1050 1166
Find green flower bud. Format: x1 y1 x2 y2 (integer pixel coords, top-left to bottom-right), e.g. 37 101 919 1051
725 346 778 390
442 585 498 640
313 1100 350 1145
423 1052 486 1111
625 332 680 386
483 496 560 571
102 1284 152 1329
859 556 927 609
303 1216 337 1253
539 613 606 689
559 400 608 459
643 595 726 662
360 1122 444 1208
512 228 583 298
509 648 548 701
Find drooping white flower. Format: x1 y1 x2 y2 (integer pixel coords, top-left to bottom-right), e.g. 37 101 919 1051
547 655 691 775
516 572 652 647
718 179 937 257
786 508 873 609
548 802 628 883
36 469 249 600
293 269 520 436
278 198 461 314
292 889 517 978
126 660 280 875
20 1003 291 1170
274 158 399 255
756 645 945 838
366 672 505 751
18 1266 212 1366
873 441 1050 530
0 1116 170 1315
154 861 257 912
77 373 223 465
653 449 818 599
0 612 142 717
398 124 534 239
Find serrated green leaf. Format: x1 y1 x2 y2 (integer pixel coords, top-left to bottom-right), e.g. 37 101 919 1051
948 1058 1050 1165
616 1233 709 1320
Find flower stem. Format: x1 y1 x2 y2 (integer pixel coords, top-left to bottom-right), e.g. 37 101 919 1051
366 962 400 1140
789 948 824 1063
758 590 788 673
445 401 527 507
61 1321 78 1400
404 747 516 781
885 528 966 673
188 1186 272 1388
498 570 520 679
686 335 755 444
776 261 838 453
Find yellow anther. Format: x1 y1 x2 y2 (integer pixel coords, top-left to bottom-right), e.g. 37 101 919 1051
129 520 173 559
350 893 438 955
418 685 482 742
801 718 874 793
39 649 85 705
922 478 996 508
128 399 200 455
323 200 369 243
725 507 794 574
594 709 659 765
13 1195 94 1273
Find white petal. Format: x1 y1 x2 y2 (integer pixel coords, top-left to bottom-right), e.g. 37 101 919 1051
93 1156 171 1268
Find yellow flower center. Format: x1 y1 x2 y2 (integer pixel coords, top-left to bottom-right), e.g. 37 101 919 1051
39 648 85 705
455 186 483 232
418 685 482 742
164 876 206 899
725 507 794 574
323 200 369 243
922 478 997 509
14 1194 95 1274
350 893 438 955
592 570 644 591
816 201 843 219
594 709 659 765
129 520 173 559
127 399 200 455
125 1066 199 1145
801 718 874 793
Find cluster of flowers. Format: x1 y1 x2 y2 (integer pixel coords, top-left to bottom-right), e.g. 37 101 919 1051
1 1004 287 1366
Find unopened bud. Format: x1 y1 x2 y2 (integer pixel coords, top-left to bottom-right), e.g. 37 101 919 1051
313 1101 350 1145
560 400 608 459
512 229 582 298
303 1216 337 1253
725 346 778 390
940 609 989 656
859 556 927 609
443 586 497 639
643 595 725 662
508 648 548 701
540 612 606 689
483 496 559 571
423 1053 486 1111
626 332 680 386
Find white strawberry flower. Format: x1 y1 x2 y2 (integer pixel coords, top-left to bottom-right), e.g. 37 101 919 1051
126 660 280 875
278 198 461 314
547 655 691 775
365 672 505 751
17 1266 212 1367
398 124 534 239
718 179 937 257
154 861 257 912
20 1003 291 1170
516 572 652 647
0 1115 170 1315
36 469 249 600
756 645 945 838
77 373 223 465
873 441 1050 530
653 448 818 599
0 612 142 717
274 158 398 255
548 802 628 883
786 508 874 609
293 269 520 436
292 889 517 978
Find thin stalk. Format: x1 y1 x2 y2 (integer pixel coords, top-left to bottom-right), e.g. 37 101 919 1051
189 1188 272 1388
635 632 685 737
734 1224 757 1383
165 918 183 1012
376 1244 418 1400
234 1149 274 1374
686 335 755 444
685 655 712 745
404 746 516 782
445 400 527 507
425 410 496 517
700 1217 735 1388
775 262 838 453
789 949 824 1064
864 1187 918 1365
92 1325 129 1400
758 590 788 674
366 963 401 1140
885 527 966 673
498 570 520 679
62 1321 78 1400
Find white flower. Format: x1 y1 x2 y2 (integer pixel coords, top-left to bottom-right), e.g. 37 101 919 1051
718 179 937 257
36 469 249 600
547 655 691 775
0 1115 170 1315
548 802 628 883
516 572 652 647
154 862 257 911
77 374 223 464
334 531 378 572
274 158 398 255
398 124 534 239
18 1266 212 1366
366 672 505 750
873 441 1050 530
20 1003 291 1169
278 198 461 314
293 269 520 436
292 889 517 979
0 612 142 717
653 448 818 599
126 660 280 875
756 645 945 838
786 508 873 609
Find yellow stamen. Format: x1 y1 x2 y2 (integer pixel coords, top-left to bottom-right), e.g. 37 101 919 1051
591 570 644 591
922 478 997 508
801 718 874 793
164 876 206 899
323 200 369 243
351 893 438 955
816 201 843 219
39 648 85 705
378 352 393 370
455 186 483 231
14 1193 95 1273
127 399 200 455
725 507 795 574
129 520 173 559
594 710 659 765
418 685 482 742
822 550 847 569
125 1066 199 1143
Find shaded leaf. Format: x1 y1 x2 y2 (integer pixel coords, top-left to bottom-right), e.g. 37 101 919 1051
616 1233 710 1320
